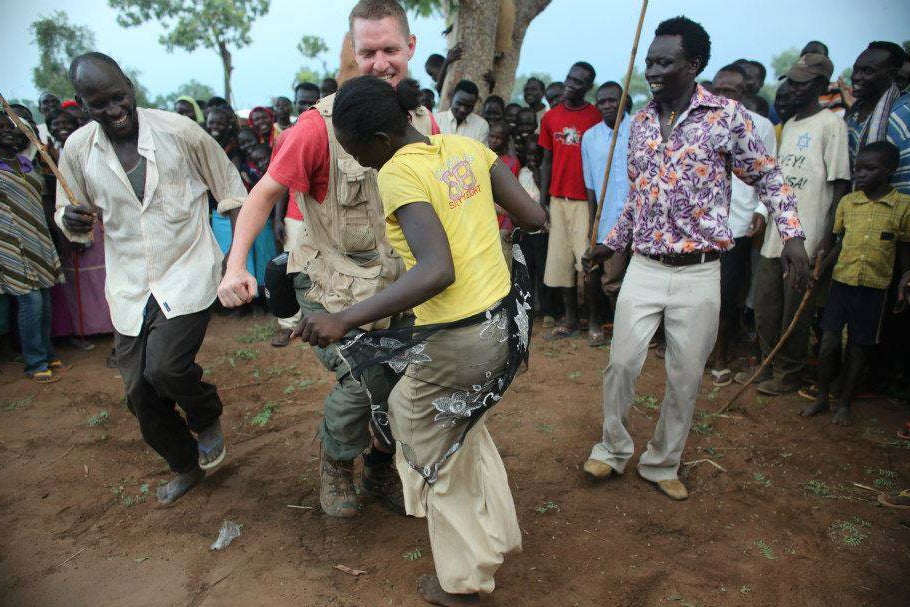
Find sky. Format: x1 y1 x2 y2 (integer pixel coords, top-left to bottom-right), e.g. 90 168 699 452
1 0 908 109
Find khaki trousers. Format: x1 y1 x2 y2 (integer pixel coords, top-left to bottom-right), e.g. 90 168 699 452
589 254 720 481
388 313 521 594
277 217 304 331
543 196 590 288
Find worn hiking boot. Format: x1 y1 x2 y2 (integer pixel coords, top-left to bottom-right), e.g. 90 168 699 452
755 375 800 396
320 449 358 518
733 365 771 385
363 453 406 516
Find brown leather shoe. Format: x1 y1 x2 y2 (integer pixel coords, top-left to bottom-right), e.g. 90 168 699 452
654 478 688 500
583 459 615 480
320 448 358 518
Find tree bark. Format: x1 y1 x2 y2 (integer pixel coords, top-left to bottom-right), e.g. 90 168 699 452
437 0 500 112
491 0 551 102
218 40 233 104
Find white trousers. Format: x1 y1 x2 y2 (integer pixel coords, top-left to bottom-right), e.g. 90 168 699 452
589 254 720 481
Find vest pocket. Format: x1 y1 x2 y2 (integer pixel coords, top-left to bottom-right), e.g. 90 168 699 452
336 157 377 255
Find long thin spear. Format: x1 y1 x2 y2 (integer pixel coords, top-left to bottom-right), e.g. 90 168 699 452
588 0 649 249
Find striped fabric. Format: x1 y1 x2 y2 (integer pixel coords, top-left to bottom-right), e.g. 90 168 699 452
846 92 910 195
52 108 247 336
0 156 63 295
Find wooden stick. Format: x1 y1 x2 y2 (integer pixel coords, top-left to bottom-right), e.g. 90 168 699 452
42 444 75 468
0 91 84 208
717 259 822 413
58 547 86 567
682 458 727 472
588 0 649 249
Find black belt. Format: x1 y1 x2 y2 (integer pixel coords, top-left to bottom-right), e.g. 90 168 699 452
643 250 720 267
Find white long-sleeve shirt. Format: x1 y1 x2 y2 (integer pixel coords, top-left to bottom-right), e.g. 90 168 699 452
729 109 776 238
54 108 247 336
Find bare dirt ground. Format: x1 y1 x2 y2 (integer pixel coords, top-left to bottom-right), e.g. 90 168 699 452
1 314 908 607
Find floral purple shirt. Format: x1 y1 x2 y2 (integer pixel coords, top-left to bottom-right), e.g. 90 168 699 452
605 85 804 255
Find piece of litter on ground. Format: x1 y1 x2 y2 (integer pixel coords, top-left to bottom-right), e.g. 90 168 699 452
210 520 242 551
333 564 367 576
286 504 313 510
135 556 149 563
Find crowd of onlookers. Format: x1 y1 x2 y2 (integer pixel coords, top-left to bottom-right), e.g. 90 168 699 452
2 38 909 447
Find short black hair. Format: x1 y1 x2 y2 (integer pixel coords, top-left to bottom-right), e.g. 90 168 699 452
68 52 128 89
453 79 479 97
572 61 596 83
801 40 829 56
654 16 711 75
505 102 521 111
734 58 767 83
859 140 900 170
207 96 229 108
525 77 545 90
516 106 535 119
44 107 78 131
333 75 420 140
546 81 564 92
249 142 272 157
483 95 505 110
597 81 623 94
274 96 291 104
425 53 445 67
294 82 320 95
866 41 908 70
717 63 749 80
488 119 510 133
741 93 770 118
321 77 338 87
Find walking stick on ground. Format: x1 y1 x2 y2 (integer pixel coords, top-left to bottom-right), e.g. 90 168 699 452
0 91 84 209
587 0 649 250
717 257 823 414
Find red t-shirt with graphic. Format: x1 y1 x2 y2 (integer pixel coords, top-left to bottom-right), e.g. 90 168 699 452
538 102 601 200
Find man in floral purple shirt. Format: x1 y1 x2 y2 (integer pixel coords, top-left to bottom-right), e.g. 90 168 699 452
581 16 809 501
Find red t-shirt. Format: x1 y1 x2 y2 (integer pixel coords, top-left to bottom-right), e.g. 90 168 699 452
268 110 331 208
500 153 520 176
538 102 601 200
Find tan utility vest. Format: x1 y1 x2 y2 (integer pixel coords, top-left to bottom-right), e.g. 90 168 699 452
289 93 434 330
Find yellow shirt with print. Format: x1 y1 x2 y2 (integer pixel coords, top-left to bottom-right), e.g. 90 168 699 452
377 134 510 325
833 188 910 290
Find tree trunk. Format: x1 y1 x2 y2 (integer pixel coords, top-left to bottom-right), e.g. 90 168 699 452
437 0 500 112
491 0 551 102
218 41 233 105
438 0 551 111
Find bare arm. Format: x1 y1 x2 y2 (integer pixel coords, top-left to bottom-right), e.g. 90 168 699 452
490 160 547 231
538 148 553 209
295 202 456 347
217 173 287 306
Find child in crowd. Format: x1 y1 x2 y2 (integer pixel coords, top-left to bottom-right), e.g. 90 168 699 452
802 141 910 426
240 143 272 191
488 121 518 263
237 127 259 157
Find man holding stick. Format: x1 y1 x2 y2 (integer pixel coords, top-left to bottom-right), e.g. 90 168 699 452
582 16 809 500
54 52 246 505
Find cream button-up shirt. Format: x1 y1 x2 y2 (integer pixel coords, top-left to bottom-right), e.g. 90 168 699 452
434 109 490 143
53 108 247 336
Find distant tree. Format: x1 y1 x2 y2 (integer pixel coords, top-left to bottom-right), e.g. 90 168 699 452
510 72 552 104
151 79 217 109
30 11 96 101
108 0 271 104
771 47 800 80
298 35 330 75
124 67 154 108
902 40 910 55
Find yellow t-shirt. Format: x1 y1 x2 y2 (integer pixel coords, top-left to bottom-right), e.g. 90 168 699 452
377 134 510 325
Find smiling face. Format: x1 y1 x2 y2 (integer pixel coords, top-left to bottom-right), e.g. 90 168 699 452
851 48 896 104
50 112 79 146
0 116 28 156
73 62 138 141
249 146 271 173
351 16 415 88
250 109 274 137
645 35 699 103
482 101 503 124
515 109 537 139
206 111 232 144
450 90 478 124
237 129 258 154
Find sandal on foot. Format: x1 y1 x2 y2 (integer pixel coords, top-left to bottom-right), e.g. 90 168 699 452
30 370 60 384
878 489 910 509
197 421 226 470
543 325 578 340
587 330 606 347
48 359 72 372
897 428 910 441
542 315 556 328
711 368 732 387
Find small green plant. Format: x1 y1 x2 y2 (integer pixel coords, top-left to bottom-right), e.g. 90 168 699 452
568 370 582 380
779 450 793 459
740 585 751 594
109 479 149 507
236 322 276 343
4 396 34 412
756 539 777 560
536 423 554 435
227 348 258 367
702 447 724 459
805 480 832 497
872 469 896 490
706 386 721 401
536 500 560 514
634 394 660 410
829 517 870 547
753 472 772 488
283 378 316 395
403 548 422 561
88 410 110 427
250 401 279 427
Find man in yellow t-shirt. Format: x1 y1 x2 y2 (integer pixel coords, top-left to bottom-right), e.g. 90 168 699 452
378 134 510 324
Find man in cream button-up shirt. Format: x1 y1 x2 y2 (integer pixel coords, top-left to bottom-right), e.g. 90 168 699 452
55 52 246 506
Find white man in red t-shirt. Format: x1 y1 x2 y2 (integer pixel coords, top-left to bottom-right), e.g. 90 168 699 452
538 61 602 340
217 0 438 519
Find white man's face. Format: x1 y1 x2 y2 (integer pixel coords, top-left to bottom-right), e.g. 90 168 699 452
351 16 415 87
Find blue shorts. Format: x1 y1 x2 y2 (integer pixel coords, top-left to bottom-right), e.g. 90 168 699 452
819 281 886 347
